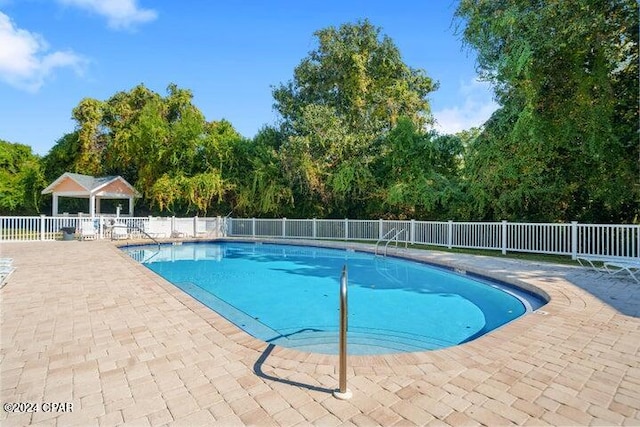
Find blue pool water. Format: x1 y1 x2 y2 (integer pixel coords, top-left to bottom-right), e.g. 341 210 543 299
123 242 546 354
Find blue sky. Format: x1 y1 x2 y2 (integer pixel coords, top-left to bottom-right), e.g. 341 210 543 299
0 0 498 156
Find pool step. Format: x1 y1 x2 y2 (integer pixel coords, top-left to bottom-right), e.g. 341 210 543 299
270 328 453 355
173 282 459 355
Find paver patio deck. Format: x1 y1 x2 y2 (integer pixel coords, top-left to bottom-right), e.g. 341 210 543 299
1 239 639 426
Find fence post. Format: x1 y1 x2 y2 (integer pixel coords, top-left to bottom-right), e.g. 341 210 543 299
312 218 317 239
99 215 104 239
501 220 508 255
571 221 578 260
40 214 46 241
447 220 453 249
252 218 256 238
282 217 287 238
171 216 176 236
193 216 198 238
344 219 349 240
379 219 383 240
410 219 415 245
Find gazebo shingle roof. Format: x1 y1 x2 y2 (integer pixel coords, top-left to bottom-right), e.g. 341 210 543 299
41 173 140 196
64 173 118 192
41 172 140 216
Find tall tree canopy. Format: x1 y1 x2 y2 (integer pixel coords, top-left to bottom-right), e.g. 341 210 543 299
0 140 45 215
380 117 465 219
7 13 635 224
457 0 639 222
230 126 293 217
44 84 243 215
272 20 439 217
273 20 437 137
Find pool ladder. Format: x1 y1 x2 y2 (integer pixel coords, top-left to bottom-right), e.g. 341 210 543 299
374 228 408 256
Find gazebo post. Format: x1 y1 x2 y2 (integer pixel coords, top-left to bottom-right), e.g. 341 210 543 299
52 194 59 216
129 196 134 216
90 195 96 218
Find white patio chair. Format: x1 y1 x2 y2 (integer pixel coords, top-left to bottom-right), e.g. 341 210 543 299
143 219 167 238
79 220 97 240
111 220 129 240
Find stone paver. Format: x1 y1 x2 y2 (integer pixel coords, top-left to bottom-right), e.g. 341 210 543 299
1 239 639 426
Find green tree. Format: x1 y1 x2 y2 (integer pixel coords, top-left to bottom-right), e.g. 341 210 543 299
457 0 639 222
273 20 438 217
101 84 161 183
42 132 81 182
462 106 550 220
231 127 293 217
118 86 238 215
278 104 367 216
379 117 464 219
46 83 244 216
72 98 106 176
274 20 437 138
0 140 46 214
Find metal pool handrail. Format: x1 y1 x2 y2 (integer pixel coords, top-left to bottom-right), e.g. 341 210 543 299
375 228 397 256
333 265 352 400
111 221 161 251
383 228 408 256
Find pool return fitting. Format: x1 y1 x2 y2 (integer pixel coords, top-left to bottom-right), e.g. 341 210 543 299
333 265 353 400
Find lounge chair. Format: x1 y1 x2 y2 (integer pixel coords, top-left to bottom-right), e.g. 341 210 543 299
577 254 622 271
195 219 222 238
171 230 186 238
603 260 640 283
143 219 168 238
111 221 129 240
577 254 640 283
1 265 15 288
79 220 97 240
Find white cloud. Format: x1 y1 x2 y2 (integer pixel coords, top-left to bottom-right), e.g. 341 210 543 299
57 0 157 30
0 12 86 92
432 78 499 134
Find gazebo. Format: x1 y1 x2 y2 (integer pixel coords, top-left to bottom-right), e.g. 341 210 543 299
41 173 141 217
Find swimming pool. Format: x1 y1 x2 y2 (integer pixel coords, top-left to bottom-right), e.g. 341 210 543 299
123 241 546 354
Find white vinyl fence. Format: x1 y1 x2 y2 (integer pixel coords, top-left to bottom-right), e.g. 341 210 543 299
1 216 638 260
0 215 226 242
227 218 639 260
